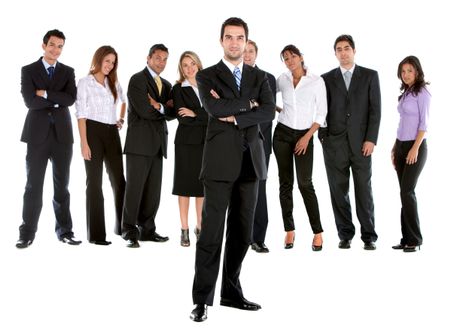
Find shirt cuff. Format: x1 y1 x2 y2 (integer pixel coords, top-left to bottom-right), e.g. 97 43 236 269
43 91 48 99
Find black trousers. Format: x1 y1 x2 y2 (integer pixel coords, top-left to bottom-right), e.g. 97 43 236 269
84 120 125 241
322 134 377 243
252 153 270 243
193 150 258 306
394 139 427 246
20 125 74 241
272 123 323 233
121 152 163 240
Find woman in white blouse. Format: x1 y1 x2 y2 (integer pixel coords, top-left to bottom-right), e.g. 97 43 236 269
273 45 327 251
75 45 126 245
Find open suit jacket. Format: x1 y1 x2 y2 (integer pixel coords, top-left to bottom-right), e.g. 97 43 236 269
198 60 275 182
124 68 174 158
319 65 381 153
21 57 76 144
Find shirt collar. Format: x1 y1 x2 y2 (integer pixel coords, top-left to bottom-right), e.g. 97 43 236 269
147 65 159 79
340 64 356 75
42 58 57 70
222 58 243 74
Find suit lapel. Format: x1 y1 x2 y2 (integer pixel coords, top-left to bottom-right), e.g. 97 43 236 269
143 68 159 98
184 86 201 108
216 60 240 98
36 59 51 85
240 64 254 98
332 67 348 95
348 65 361 94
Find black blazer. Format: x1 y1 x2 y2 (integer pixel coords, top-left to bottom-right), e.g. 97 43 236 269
197 60 275 181
124 68 174 158
256 67 276 155
172 83 208 145
320 65 381 154
20 58 76 144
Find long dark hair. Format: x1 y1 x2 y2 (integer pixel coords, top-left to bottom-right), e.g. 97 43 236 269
397 55 429 101
89 46 119 102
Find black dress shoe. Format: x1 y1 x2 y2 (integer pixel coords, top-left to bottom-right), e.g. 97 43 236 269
61 237 82 245
403 245 420 252
220 297 261 311
251 242 269 253
312 244 323 251
338 240 351 249
190 304 207 322
126 239 140 248
16 239 33 249
141 232 169 242
392 244 405 250
364 241 376 250
90 240 112 246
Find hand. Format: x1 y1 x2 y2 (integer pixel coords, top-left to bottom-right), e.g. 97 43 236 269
210 89 220 99
147 93 160 110
406 146 419 165
391 144 396 169
294 135 310 155
178 107 196 117
362 141 375 157
166 99 174 108
218 116 235 123
81 142 91 161
276 106 283 113
116 118 124 130
36 90 46 97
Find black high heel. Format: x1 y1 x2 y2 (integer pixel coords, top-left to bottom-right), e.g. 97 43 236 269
403 245 420 252
284 232 295 249
392 244 405 250
180 229 190 247
312 233 323 251
194 227 201 240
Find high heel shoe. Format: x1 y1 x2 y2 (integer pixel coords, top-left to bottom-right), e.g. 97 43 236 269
284 231 295 249
392 244 405 250
194 227 201 240
403 245 420 252
312 233 323 251
180 229 190 247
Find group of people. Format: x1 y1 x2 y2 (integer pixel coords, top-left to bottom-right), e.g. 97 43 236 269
16 17 430 322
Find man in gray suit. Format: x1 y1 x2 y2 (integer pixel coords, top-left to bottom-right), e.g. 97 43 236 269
320 35 381 250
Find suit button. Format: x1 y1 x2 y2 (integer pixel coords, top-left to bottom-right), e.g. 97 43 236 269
346 114 350 117
48 112 52 116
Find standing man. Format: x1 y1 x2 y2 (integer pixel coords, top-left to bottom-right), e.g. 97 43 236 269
243 40 276 253
121 44 174 248
320 35 381 250
17 29 81 248
190 17 275 322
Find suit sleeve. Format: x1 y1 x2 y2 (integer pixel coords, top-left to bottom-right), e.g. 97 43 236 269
46 67 77 107
197 70 252 118
173 85 207 126
234 74 275 129
21 66 54 110
365 71 381 144
127 74 165 121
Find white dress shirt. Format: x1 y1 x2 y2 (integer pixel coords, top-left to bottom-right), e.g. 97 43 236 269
276 70 327 130
75 74 126 125
181 79 203 107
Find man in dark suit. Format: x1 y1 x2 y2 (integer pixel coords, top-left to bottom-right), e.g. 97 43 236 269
17 29 81 248
190 17 275 322
320 35 381 250
243 40 276 253
121 44 174 248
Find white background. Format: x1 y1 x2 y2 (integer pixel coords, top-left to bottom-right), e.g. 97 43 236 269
1 0 449 333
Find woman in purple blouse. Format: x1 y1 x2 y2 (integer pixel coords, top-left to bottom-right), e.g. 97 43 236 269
391 56 430 252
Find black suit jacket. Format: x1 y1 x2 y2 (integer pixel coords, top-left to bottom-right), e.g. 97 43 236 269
320 65 381 154
256 67 276 155
20 58 76 144
197 60 275 181
124 68 174 158
172 83 208 145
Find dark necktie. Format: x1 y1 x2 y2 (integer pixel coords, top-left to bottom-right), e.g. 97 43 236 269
48 66 55 79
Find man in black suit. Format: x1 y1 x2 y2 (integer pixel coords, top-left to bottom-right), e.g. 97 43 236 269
121 44 174 248
190 17 275 322
17 29 81 248
243 40 276 253
320 35 381 250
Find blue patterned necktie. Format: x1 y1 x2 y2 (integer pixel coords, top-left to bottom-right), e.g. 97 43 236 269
233 66 241 90
48 66 55 79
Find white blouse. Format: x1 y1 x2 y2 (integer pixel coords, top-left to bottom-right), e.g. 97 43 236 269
276 70 327 130
75 74 126 125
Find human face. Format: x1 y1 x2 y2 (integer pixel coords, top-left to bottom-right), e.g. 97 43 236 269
244 43 257 66
335 41 355 69
401 63 417 87
101 53 116 76
42 36 64 64
283 51 303 73
221 25 246 64
181 56 199 81
147 50 168 75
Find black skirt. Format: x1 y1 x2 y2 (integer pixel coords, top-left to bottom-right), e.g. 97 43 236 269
172 143 204 197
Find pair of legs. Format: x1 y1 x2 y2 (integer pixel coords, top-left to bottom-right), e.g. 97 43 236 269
178 196 203 231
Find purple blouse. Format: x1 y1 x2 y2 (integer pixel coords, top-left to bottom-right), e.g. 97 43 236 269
397 87 431 141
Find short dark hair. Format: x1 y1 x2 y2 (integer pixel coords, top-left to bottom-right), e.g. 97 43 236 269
220 17 249 41
280 44 302 61
43 29 66 45
334 34 355 50
148 44 169 57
